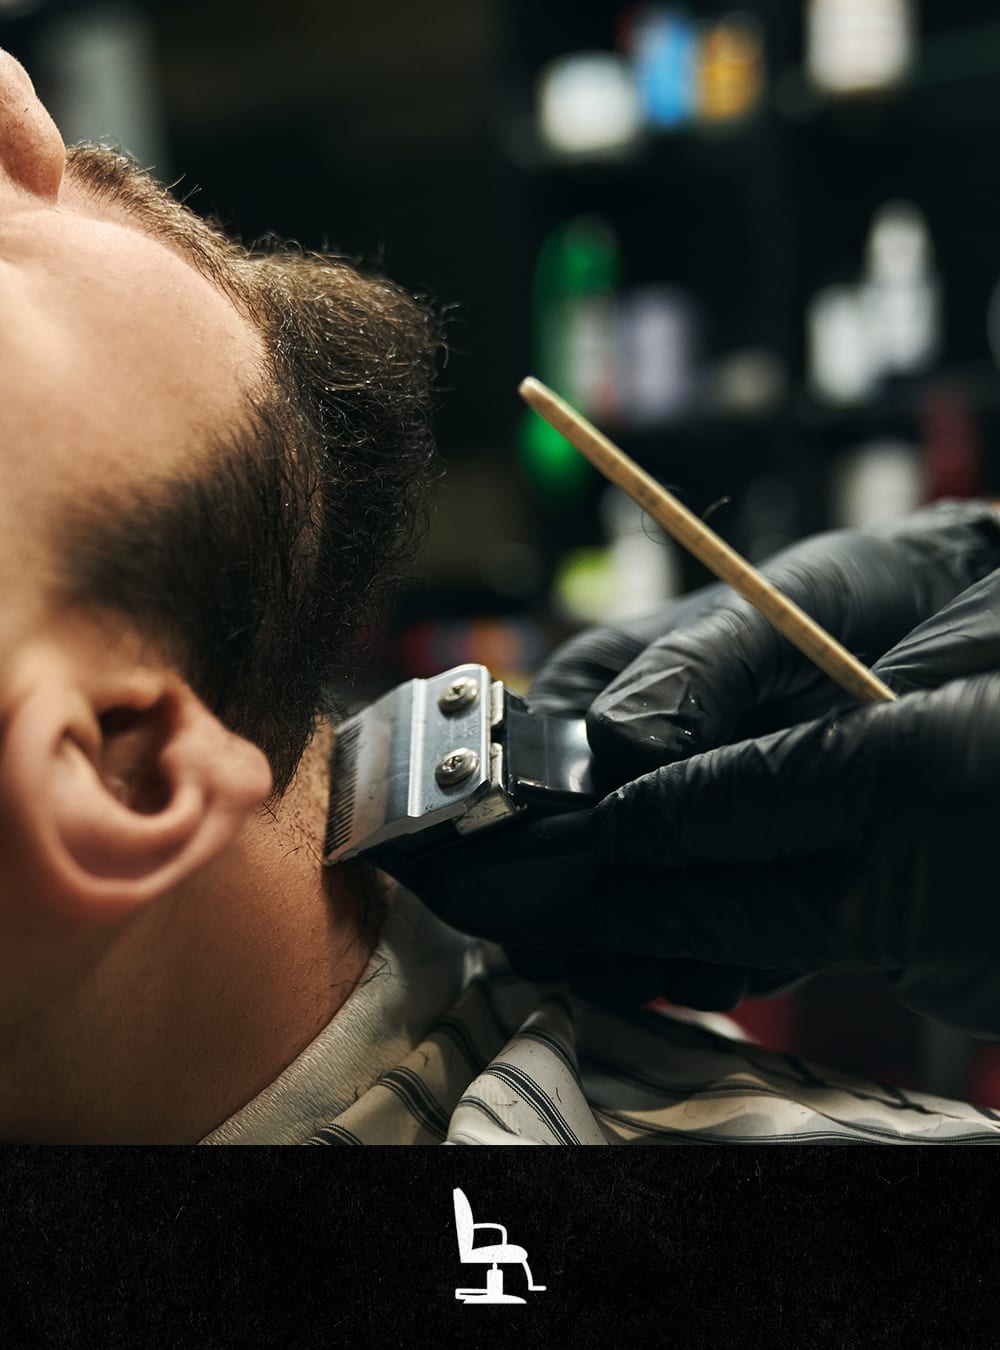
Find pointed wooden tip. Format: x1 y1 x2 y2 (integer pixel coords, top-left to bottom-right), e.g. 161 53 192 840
518 376 546 405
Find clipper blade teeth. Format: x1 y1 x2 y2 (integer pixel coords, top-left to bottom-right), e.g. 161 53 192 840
325 720 362 856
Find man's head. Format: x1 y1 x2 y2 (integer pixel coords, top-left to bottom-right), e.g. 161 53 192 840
0 49 442 934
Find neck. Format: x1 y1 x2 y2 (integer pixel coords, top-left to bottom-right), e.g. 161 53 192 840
2 722 381 1144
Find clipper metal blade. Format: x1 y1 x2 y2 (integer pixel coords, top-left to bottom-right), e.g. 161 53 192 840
324 663 596 873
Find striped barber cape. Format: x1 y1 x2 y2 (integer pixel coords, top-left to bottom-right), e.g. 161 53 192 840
200 886 1000 1146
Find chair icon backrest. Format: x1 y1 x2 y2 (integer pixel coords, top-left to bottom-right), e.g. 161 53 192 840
451 1188 546 1305
453 1186 476 1259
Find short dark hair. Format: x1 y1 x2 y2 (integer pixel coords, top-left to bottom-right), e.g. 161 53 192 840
50 145 444 799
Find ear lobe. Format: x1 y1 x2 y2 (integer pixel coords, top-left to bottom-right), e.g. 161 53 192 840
0 674 273 924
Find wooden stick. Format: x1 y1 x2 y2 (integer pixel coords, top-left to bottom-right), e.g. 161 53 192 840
519 376 896 705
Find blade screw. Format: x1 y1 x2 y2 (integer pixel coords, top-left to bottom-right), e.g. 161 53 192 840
438 677 480 714
435 748 480 787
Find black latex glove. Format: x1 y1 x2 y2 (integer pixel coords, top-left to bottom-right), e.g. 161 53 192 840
403 810 790 1011
495 500 1000 1012
528 499 1000 782
424 570 1000 1035
420 502 1000 1017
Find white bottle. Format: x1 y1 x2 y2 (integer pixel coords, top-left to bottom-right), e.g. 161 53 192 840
807 284 875 406
831 440 924 528
862 200 940 378
601 486 680 620
807 0 914 96
618 285 698 424
537 52 643 158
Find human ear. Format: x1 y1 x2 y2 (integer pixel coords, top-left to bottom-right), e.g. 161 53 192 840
0 658 273 924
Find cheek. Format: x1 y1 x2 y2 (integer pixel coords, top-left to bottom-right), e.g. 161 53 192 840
60 226 263 427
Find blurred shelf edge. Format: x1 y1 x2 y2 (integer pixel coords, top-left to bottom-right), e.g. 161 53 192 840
796 361 1000 429
536 361 1000 457
502 108 770 177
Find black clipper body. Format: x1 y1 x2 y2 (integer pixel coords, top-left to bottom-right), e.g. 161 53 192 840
323 664 597 892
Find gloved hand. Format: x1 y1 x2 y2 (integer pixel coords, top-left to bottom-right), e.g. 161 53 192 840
586 568 1000 1037
502 500 1000 1013
421 568 1000 1035
528 499 1000 784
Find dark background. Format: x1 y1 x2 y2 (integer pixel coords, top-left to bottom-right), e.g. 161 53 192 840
3 1 1000 1108
1 1150 999 1345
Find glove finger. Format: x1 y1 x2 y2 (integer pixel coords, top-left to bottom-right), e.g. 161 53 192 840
526 625 649 719
594 719 867 874
593 675 1000 973
527 584 723 718
873 568 1000 695
587 513 1000 781
584 561 886 782
586 604 786 778
595 672 1000 873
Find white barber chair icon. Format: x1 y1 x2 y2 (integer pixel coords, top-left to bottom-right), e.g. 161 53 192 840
452 1187 547 1305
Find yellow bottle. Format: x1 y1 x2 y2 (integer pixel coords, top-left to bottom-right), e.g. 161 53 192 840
697 14 765 124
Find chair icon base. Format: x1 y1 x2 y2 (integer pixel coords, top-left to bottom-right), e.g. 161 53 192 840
455 1289 526 1305
455 1265 527 1305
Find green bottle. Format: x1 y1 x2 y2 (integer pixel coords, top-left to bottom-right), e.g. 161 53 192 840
520 215 622 498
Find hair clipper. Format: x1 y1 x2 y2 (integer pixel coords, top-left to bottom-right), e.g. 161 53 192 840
323 664 598 893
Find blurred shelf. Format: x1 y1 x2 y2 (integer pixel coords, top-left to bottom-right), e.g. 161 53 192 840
795 362 1000 430
777 20 1000 132
498 2 1000 553
576 362 1000 464
505 19 1000 175
503 113 769 177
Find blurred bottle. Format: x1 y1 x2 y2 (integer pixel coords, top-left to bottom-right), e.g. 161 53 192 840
707 348 788 417
537 51 643 158
618 284 699 424
552 486 679 624
862 201 940 379
551 546 617 625
806 0 915 96
808 200 939 407
920 382 984 502
830 440 924 527
601 486 680 618
521 217 622 495
807 283 875 405
697 12 766 124
625 5 698 131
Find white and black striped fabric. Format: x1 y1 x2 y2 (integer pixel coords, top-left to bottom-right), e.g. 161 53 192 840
200 888 1000 1146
